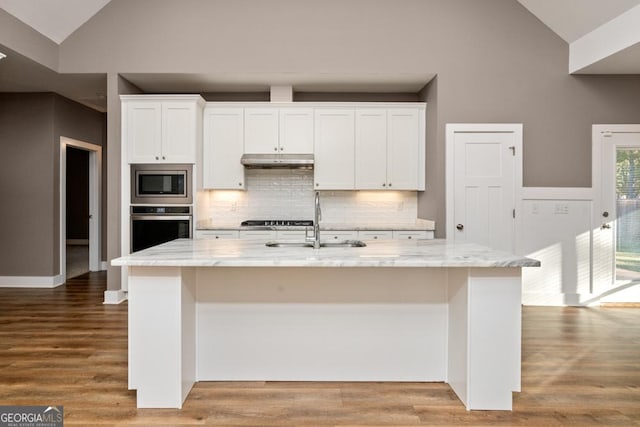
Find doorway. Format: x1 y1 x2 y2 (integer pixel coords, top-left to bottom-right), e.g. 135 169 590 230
593 125 640 302
66 146 90 278
60 137 102 281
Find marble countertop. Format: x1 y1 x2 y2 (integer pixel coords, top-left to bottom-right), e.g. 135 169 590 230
112 238 540 268
196 219 435 232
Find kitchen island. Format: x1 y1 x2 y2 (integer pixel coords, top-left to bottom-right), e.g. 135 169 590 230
112 238 539 411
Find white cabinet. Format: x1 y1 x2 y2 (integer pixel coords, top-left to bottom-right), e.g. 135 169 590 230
279 108 314 153
355 109 388 189
244 107 314 154
123 96 203 164
358 230 393 240
202 107 245 190
392 230 433 240
321 230 359 241
195 230 239 239
387 108 423 190
314 109 355 190
355 108 424 190
244 108 279 154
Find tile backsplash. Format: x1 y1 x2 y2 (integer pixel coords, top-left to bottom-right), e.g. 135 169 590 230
196 169 418 227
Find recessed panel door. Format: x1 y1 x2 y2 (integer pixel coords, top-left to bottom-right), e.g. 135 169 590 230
449 127 520 253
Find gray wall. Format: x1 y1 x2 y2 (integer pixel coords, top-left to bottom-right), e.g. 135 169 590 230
0 93 106 277
57 0 640 239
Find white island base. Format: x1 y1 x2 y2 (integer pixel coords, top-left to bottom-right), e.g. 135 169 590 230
126 263 523 411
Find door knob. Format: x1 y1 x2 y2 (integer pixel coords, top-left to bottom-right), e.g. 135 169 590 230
456 224 464 231
601 223 611 229
602 211 609 218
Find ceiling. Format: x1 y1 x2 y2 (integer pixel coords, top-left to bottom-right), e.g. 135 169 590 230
0 0 638 112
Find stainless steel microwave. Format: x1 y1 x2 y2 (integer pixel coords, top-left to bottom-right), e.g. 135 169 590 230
131 164 192 204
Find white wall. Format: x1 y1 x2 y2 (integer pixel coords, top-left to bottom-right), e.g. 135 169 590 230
521 189 594 305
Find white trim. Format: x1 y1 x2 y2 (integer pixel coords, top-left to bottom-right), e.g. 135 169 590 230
101 261 108 271
60 137 102 282
521 187 594 201
104 289 127 304
0 275 65 288
569 5 640 74
445 123 523 253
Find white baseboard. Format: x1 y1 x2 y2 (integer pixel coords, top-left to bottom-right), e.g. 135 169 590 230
0 274 65 288
104 289 127 304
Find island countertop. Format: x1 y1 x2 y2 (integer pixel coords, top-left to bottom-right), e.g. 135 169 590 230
112 238 540 268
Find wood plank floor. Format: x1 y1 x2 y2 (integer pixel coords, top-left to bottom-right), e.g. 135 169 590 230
1 272 639 426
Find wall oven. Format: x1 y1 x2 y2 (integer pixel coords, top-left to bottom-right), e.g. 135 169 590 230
130 206 192 252
131 164 192 205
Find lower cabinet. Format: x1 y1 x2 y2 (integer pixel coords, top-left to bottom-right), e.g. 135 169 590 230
392 230 433 240
195 229 435 241
358 231 393 240
322 231 359 241
195 230 239 239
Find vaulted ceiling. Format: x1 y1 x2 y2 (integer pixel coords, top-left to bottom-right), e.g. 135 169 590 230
0 0 638 112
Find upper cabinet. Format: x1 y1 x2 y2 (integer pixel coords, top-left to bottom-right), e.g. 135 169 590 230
314 109 356 190
202 107 245 190
244 107 313 154
122 95 204 164
355 108 425 190
195 101 425 191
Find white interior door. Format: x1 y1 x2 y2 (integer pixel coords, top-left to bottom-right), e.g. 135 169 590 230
446 124 522 253
593 126 640 295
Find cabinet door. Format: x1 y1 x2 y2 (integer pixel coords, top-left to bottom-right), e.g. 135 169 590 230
321 230 359 241
162 102 196 163
392 230 432 240
127 101 162 163
203 108 245 189
355 109 388 189
314 109 355 190
195 230 239 239
279 108 314 153
244 108 279 154
358 230 393 240
387 108 420 190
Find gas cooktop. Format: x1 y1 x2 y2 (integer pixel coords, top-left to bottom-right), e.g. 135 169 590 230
241 220 314 227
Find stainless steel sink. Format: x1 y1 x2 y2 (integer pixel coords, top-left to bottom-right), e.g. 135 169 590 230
265 240 367 248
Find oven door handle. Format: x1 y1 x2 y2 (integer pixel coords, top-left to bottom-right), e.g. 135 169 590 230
131 215 193 221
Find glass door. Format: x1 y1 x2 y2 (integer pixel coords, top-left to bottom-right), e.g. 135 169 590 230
615 148 640 282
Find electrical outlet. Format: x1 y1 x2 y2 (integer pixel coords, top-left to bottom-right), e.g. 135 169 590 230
554 203 569 215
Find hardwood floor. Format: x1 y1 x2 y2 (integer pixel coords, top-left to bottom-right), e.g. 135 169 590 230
1 272 639 426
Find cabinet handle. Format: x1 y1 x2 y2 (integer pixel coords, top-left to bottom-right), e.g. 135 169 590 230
316 183 319 187
274 147 278 151
280 147 284 151
238 182 243 187
388 183 392 187
408 236 412 239
215 236 220 239
155 156 159 160
162 156 166 160
382 183 386 187
334 236 338 239
374 236 378 239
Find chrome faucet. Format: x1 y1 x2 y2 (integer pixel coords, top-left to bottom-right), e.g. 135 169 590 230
306 191 322 249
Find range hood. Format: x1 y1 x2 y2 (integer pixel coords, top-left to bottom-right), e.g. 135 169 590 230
241 153 314 169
